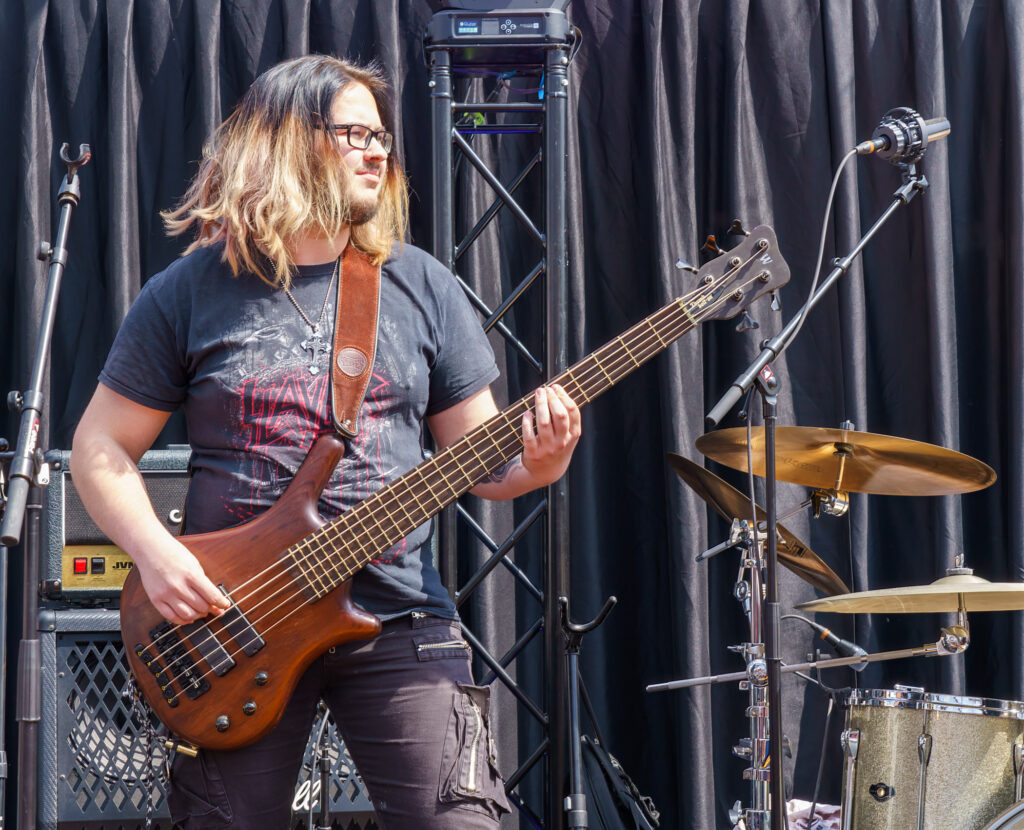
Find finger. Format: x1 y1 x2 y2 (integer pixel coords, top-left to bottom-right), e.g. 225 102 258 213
545 387 570 431
534 387 552 433
163 601 196 626
522 410 538 451
192 574 230 612
552 384 581 435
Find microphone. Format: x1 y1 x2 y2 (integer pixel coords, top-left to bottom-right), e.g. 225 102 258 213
855 107 950 163
783 614 868 671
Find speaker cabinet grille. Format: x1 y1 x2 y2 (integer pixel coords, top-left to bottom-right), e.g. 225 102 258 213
38 600 375 829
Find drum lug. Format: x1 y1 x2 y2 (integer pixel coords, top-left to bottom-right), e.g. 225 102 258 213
918 732 933 766
917 731 933 830
841 728 860 760
1014 737 1024 802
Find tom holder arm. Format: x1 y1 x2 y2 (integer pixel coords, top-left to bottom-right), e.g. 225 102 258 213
645 627 971 694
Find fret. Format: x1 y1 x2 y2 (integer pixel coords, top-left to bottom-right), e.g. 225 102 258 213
304 532 342 582
360 504 393 549
481 422 505 455
411 467 445 511
595 359 615 386
442 447 476 492
466 441 490 472
430 459 461 500
617 337 640 368
499 410 525 447
290 541 325 591
301 539 335 592
562 368 589 402
390 488 420 531
289 547 328 599
373 506 407 556
644 318 669 347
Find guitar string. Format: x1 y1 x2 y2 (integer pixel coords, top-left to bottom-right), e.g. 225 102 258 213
143 250 771 691
143 251 769 691
156 311 760 699
144 253 773 692
138 264 719 669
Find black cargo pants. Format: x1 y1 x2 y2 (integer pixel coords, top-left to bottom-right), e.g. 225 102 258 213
167 614 510 829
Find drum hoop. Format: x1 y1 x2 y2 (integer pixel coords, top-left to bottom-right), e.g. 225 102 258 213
846 688 1024 720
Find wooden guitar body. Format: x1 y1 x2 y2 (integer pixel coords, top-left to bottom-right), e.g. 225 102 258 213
120 432 381 751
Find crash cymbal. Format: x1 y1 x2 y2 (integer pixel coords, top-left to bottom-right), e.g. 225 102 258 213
695 426 996 496
796 572 1024 613
668 453 849 596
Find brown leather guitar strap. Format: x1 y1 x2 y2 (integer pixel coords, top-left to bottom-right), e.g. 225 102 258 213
329 244 381 438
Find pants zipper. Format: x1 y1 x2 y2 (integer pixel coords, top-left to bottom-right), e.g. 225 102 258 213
465 699 483 793
416 640 470 652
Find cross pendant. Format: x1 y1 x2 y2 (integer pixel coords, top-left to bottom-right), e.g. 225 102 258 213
300 326 327 375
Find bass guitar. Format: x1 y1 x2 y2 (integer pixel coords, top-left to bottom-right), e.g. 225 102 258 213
120 227 790 750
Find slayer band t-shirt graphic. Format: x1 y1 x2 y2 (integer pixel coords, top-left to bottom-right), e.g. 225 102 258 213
99 242 498 618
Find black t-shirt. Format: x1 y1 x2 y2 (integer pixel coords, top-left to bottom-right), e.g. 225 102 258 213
99 241 498 619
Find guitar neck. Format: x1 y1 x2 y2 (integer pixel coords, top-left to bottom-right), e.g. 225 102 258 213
283 293 697 595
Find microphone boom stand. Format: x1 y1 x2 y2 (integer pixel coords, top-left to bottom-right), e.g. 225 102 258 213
703 161 929 830
0 143 91 830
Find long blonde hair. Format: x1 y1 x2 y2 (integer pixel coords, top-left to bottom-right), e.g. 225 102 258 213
162 55 408 287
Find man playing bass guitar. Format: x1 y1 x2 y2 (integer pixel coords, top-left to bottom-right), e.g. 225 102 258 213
71 55 580 830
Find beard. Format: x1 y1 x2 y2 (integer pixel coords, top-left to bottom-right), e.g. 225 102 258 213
344 167 384 226
346 193 381 226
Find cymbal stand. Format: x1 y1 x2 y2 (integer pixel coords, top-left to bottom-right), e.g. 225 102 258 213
728 520 772 829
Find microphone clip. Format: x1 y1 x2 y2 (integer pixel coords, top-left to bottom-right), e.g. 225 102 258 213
855 106 950 165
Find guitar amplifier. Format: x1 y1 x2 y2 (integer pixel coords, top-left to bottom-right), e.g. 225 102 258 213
37 609 375 830
41 447 192 606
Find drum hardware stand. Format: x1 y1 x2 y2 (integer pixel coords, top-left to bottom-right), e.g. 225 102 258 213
0 143 91 830
558 594 617 830
730 519 772 830
702 139 931 830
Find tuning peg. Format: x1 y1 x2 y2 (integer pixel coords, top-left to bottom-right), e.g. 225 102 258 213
674 257 698 274
770 292 782 312
729 219 750 237
735 311 759 333
703 235 724 257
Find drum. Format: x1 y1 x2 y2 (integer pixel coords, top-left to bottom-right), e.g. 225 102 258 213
841 687 1024 830
985 801 1024 829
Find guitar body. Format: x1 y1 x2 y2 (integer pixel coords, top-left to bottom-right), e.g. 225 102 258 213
120 432 381 751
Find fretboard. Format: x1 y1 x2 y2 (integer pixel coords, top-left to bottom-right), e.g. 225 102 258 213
285 292 701 598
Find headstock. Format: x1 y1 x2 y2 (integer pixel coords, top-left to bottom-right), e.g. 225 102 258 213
683 225 790 323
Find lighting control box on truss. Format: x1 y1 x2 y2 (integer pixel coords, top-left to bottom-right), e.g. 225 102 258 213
425 4 572 67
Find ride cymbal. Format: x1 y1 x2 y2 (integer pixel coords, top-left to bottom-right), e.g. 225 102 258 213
695 426 996 496
796 572 1024 613
668 453 849 596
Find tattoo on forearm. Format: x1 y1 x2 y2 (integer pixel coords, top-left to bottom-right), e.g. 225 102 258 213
480 456 522 484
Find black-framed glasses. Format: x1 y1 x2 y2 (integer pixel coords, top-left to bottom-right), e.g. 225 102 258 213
328 123 394 155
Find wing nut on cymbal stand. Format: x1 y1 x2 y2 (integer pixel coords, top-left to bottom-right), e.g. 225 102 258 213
811 488 849 518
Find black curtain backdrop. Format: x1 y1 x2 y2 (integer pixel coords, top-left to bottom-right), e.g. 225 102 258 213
3 1 1023 827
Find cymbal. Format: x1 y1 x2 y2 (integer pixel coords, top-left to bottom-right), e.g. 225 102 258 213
796 572 1024 613
668 453 849 596
695 426 996 496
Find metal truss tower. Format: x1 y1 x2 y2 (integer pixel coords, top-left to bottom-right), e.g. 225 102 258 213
425 5 575 827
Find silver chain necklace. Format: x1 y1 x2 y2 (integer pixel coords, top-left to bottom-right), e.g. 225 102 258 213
282 256 339 375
